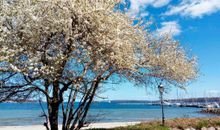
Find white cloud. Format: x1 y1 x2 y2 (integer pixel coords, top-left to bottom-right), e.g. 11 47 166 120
164 0 220 18
152 0 171 8
140 12 149 17
128 0 171 17
156 21 181 36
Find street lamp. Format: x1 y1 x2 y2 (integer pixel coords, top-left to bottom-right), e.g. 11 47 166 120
158 84 165 126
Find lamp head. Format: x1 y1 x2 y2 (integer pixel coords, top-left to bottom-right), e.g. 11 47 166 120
158 84 164 93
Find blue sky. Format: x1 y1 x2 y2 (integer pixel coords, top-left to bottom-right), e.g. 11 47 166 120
100 0 220 101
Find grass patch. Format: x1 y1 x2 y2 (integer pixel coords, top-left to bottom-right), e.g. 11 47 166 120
214 121 220 126
195 120 209 129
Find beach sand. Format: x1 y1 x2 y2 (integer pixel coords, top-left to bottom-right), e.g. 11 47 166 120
0 122 140 130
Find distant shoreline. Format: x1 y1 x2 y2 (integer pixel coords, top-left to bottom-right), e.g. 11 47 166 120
3 97 220 103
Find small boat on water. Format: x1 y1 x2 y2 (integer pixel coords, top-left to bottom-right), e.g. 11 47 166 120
173 103 181 107
163 101 172 106
204 102 220 108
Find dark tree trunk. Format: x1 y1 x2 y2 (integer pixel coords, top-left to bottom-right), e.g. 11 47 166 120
48 81 60 130
49 103 59 130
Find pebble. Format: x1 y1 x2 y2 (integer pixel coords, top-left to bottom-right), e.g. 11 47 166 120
201 127 208 130
207 127 216 130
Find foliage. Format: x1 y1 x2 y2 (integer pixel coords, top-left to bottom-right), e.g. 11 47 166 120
0 0 197 85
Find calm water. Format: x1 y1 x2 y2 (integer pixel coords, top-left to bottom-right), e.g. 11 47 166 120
0 102 217 126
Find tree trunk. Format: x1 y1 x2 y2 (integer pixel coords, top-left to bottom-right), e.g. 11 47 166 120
48 81 60 130
49 103 59 130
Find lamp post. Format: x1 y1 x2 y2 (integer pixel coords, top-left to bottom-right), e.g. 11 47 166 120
158 84 165 126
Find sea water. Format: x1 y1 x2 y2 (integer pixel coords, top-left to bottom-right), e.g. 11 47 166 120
0 102 217 126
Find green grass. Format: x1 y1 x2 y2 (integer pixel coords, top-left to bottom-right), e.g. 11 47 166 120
195 120 209 129
214 121 220 126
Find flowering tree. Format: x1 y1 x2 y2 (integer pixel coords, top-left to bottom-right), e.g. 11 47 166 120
0 0 197 130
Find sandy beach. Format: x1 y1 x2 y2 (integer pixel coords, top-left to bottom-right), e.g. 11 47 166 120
0 122 140 130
